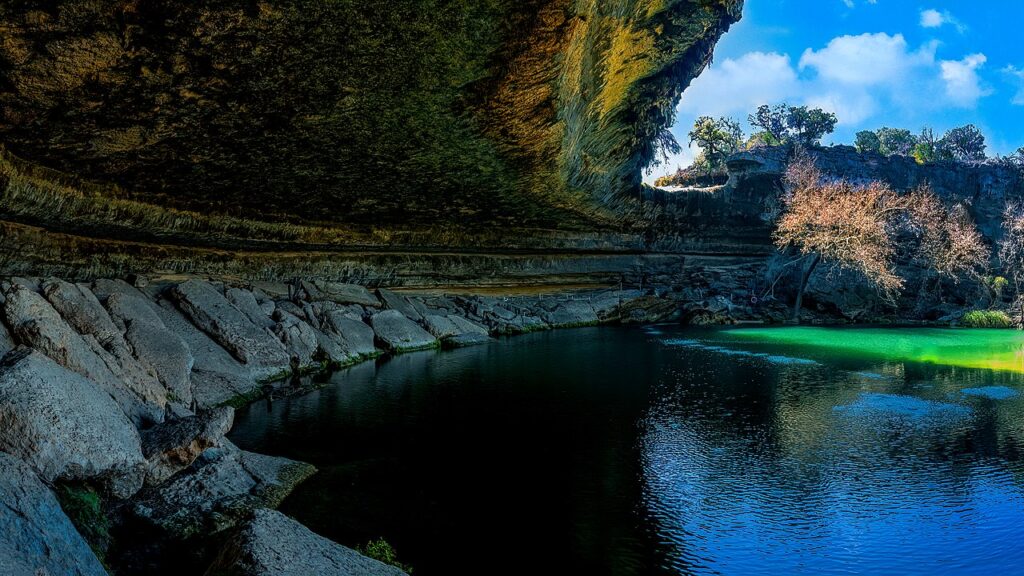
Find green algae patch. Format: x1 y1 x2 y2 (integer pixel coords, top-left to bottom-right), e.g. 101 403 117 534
724 326 1024 373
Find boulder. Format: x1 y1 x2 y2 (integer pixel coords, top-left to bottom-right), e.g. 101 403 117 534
226 288 275 329
171 280 290 381
2 283 165 425
272 311 322 371
206 509 407 576
448 314 489 336
43 279 170 416
536 300 599 327
141 407 235 486
444 332 492 348
0 321 13 357
101 286 196 408
131 443 316 539
421 314 460 339
274 300 308 320
322 312 379 358
302 281 380 307
376 289 423 322
370 310 438 352
154 300 257 409
0 452 108 576
0 350 146 499
42 279 123 353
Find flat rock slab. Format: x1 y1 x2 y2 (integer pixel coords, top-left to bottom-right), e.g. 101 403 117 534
376 289 423 322
370 310 438 352
206 508 407 576
303 281 380 307
0 350 146 499
171 280 290 380
226 288 275 329
537 300 599 327
444 332 492 348
323 312 379 358
155 299 257 409
131 443 316 540
3 283 165 425
0 452 109 576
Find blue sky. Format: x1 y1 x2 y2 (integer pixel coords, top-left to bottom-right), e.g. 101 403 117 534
650 0 1024 179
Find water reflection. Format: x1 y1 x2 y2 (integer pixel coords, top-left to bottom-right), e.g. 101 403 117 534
230 326 1024 576
640 329 1024 575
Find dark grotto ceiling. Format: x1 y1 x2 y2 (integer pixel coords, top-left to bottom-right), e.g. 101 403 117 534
0 0 741 234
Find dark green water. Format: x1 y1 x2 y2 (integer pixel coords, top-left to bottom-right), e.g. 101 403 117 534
229 326 1024 575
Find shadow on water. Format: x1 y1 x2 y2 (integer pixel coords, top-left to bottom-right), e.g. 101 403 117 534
230 326 1024 575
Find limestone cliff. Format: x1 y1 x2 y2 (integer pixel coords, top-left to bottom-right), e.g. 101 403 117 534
0 0 741 235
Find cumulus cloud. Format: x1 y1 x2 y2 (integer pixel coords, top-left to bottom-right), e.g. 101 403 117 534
677 52 801 118
798 33 936 86
677 32 990 125
653 32 995 178
920 9 966 32
1005 66 1024 105
940 54 991 107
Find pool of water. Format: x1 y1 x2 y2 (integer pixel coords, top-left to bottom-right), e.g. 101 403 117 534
229 326 1024 575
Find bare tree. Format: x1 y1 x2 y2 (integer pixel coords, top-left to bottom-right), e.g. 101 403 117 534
999 203 1024 325
906 188 989 284
773 154 910 321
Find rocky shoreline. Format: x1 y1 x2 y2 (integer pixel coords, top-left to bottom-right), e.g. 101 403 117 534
0 274 680 575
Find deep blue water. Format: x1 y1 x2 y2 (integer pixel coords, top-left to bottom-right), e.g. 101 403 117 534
230 326 1024 575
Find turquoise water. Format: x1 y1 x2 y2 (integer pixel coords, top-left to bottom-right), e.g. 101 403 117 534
231 326 1024 575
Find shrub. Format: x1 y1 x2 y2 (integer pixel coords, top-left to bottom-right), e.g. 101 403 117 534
960 310 1011 328
358 538 414 573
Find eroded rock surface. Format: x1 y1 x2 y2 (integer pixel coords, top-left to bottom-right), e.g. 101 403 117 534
131 442 315 540
370 310 438 352
2 283 164 425
0 452 109 576
171 280 290 379
206 509 407 576
141 407 234 487
0 350 145 499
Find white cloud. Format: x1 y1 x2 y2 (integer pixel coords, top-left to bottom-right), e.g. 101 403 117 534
798 33 936 86
940 53 991 107
677 52 801 118
1005 65 1024 105
920 9 966 32
677 32 989 125
653 32 996 178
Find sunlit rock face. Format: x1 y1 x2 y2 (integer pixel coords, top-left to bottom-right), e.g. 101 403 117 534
0 0 741 232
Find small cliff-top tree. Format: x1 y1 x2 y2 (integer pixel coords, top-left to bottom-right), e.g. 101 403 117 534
688 116 744 172
774 155 910 321
855 131 882 154
940 124 987 162
876 127 917 157
748 104 837 147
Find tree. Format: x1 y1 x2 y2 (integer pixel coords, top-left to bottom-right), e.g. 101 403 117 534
688 116 743 171
745 131 783 150
855 131 882 154
748 104 788 144
773 154 910 321
748 103 837 147
911 128 944 164
998 203 1024 324
876 127 917 156
939 125 987 162
786 106 838 146
906 188 988 283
